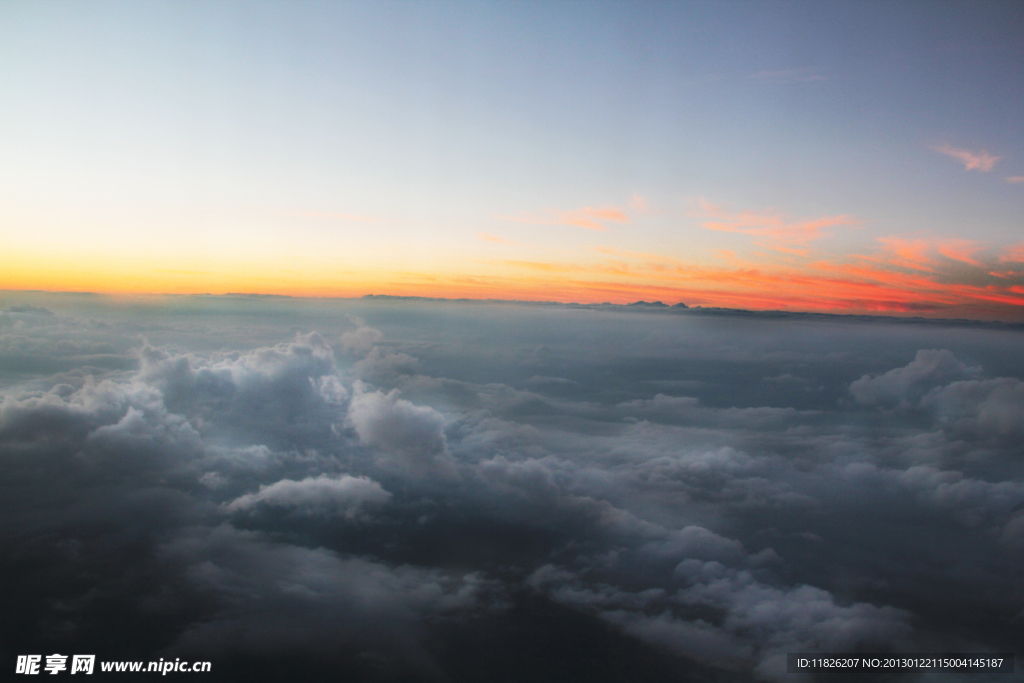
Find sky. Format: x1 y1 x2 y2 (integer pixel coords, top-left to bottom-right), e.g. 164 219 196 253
2 1 1023 318
1 292 1023 681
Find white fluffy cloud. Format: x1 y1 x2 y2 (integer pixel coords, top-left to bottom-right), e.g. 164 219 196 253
850 349 981 407
924 377 1024 439
528 552 911 681
340 323 384 355
225 474 391 516
346 383 453 474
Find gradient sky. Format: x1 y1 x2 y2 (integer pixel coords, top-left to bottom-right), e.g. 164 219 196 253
2 1 1023 317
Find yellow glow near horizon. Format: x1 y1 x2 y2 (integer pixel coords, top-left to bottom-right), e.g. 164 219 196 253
5 239 1024 321
4 196 1024 318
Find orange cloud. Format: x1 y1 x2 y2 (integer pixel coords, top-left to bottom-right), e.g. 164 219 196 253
868 236 937 272
629 193 649 212
297 210 378 221
478 232 524 246
500 260 579 273
1001 244 1024 264
933 144 1001 172
557 206 629 231
695 199 855 253
869 236 1014 272
936 239 986 267
498 205 630 232
457 233 1024 319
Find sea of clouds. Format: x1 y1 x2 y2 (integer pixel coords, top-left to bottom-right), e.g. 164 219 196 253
1 293 1022 681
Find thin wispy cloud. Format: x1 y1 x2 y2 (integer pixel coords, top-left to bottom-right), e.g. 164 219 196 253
869 236 939 272
860 235 1021 282
497 205 631 232
559 207 628 231
501 260 577 273
478 232 526 246
868 236 1017 272
594 245 679 266
936 239 986 267
1006 176 1024 184
1001 244 1024 264
298 210 379 221
694 199 855 255
933 144 1001 172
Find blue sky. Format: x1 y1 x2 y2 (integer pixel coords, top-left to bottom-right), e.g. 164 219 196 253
2 1 1022 315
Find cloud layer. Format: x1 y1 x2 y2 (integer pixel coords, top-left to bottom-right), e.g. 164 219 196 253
1 293 1022 681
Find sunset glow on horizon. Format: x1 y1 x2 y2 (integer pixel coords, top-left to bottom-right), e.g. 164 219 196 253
2 1 1022 319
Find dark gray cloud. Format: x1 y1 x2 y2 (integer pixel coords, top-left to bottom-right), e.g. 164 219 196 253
159 524 495 678
1 292 1022 681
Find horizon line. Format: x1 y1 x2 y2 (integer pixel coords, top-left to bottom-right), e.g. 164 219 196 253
4 288 1023 328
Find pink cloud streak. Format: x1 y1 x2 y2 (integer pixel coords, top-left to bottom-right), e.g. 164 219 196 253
497 205 630 232
695 199 855 253
933 144 1001 172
